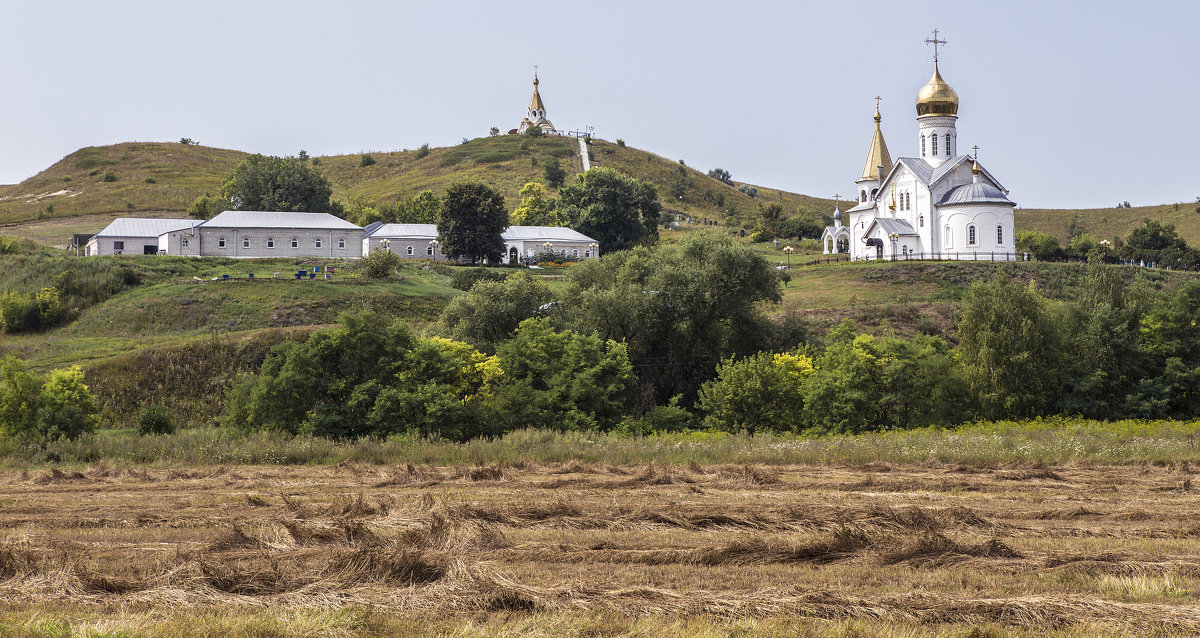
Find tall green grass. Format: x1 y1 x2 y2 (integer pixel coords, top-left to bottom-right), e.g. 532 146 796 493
4 417 1199 469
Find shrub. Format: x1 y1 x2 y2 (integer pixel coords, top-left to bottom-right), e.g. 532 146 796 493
0 291 40 333
179 138 195 145
135 402 176 435
616 139 626 147
438 274 553 352
144 177 156 184
101 171 117 182
415 143 430 159
362 248 403 279
449 267 508 291
524 126 544 138
542 156 566 188
0 359 99 443
738 184 758 198
359 153 376 167
43 204 54 214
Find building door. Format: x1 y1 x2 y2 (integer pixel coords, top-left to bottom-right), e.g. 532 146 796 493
143 244 158 255
509 246 519 263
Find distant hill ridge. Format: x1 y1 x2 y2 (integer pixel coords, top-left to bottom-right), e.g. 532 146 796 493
0 138 1194 246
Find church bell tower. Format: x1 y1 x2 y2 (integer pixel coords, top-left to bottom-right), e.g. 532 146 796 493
916 30 959 167
855 98 892 206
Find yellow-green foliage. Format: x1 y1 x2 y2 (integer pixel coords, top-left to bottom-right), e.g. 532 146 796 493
419 337 503 402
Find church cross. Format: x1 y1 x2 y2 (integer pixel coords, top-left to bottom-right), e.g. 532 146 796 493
972 145 979 159
534 64 539 78
874 96 881 110
833 194 841 205
925 29 947 61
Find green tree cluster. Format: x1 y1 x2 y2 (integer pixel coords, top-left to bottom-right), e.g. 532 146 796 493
558 167 662 253
0 358 98 442
218 154 339 215
437 183 508 264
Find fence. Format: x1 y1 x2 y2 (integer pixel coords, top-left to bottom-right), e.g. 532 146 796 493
801 252 1024 267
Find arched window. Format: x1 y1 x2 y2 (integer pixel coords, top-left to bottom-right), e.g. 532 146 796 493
315 238 322 248
906 193 911 209
338 238 345 249
921 135 926 156
870 188 878 199
407 246 414 255
919 215 925 228
267 238 274 248
860 190 866 203
945 134 951 156
968 225 977 246
931 133 938 157
427 245 433 255
997 225 1004 245
291 238 298 248
182 237 189 247
945 226 953 249
218 237 226 248
572 249 579 258
242 237 250 248
584 250 591 258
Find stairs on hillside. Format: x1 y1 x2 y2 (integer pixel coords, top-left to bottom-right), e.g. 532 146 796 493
578 137 591 172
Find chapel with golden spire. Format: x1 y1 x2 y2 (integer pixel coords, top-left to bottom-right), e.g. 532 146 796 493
822 30 1016 261
517 69 557 134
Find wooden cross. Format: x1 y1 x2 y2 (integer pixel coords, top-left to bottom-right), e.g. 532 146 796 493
925 29 947 61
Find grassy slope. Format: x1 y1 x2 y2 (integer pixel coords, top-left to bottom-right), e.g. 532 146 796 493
1017 202 1200 245
0 138 842 238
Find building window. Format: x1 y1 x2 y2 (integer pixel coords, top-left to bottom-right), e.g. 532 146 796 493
968 225 977 246
945 226 953 249
997 225 1004 245
921 135 926 156
218 237 225 248
182 237 189 247
407 246 414 255
919 215 924 228
289 238 296 248
584 250 590 258
243 237 250 249
338 238 345 249
427 245 433 256
906 193 911 210
114 241 124 250
315 238 322 248
572 249 579 258
860 190 866 203
267 238 274 248
870 188 878 199
945 134 951 156
931 134 938 156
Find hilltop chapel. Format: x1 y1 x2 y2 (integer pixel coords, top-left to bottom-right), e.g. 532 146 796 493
822 33 1016 260
514 71 557 135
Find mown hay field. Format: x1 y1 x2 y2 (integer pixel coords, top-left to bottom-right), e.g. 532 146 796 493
2 460 1198 637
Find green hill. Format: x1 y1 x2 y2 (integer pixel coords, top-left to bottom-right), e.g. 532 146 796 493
0 137 842 246
1016 202 1200 246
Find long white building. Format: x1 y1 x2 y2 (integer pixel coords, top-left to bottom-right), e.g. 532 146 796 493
362 222 600 264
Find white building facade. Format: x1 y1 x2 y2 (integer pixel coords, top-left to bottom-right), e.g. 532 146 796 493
363 223 600 264
85 218 200 256
823 52 1016 261
163 211 364 259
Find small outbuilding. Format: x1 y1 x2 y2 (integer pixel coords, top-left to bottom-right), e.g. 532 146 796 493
85 218 201 256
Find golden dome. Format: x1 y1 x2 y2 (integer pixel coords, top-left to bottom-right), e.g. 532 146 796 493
916 61 959 117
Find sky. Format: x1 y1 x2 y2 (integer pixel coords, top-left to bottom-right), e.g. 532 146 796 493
3 0 1198 209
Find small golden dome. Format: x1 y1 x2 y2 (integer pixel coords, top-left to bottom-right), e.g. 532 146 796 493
916 61 959 117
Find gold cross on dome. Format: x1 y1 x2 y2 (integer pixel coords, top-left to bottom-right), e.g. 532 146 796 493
925 29 947 61
874 96 881 109
973 145 979 159
833 194 841 205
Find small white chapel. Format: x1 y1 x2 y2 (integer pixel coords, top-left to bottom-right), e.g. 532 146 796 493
822 32 1016 260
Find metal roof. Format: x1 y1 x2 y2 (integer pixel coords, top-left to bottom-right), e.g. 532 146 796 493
94 217 200 238
501 226 595 242
937 182 1016 207
867 218 919 236
202 211 362 230
892 156 1007 193
362 223 438 239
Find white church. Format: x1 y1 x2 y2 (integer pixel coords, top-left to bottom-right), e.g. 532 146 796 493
822 36 1016 260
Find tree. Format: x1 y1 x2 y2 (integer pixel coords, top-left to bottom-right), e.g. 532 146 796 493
556 231 781 404
297 149 309 162
394 190 441 224
187 193 225 220
957 277 1062 419
707 168 733 186
697 351 813 434
437 274 554 352
511 182 561 226
494 319 635 431
558 167 662 253
1135 281 1200 417
1015 231 1064 261
437 183 508 264
489 127 500 137
361 247 403 279
0 357 41 440
223 312 500 441
524 125 544 138
542 156 567 189
0 359 98 442
669 165 691 200
220 154 337 214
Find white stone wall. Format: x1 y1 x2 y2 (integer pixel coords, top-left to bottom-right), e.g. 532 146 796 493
196 227 362 259
85 235 161 256
363 237 448 260
917 116 957 166
939 207 1014 258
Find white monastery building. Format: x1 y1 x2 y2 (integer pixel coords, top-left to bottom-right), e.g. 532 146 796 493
823 35 1016 261
86 213 601 264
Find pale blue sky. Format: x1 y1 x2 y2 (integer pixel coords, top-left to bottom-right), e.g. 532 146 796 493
3 0 1197 209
